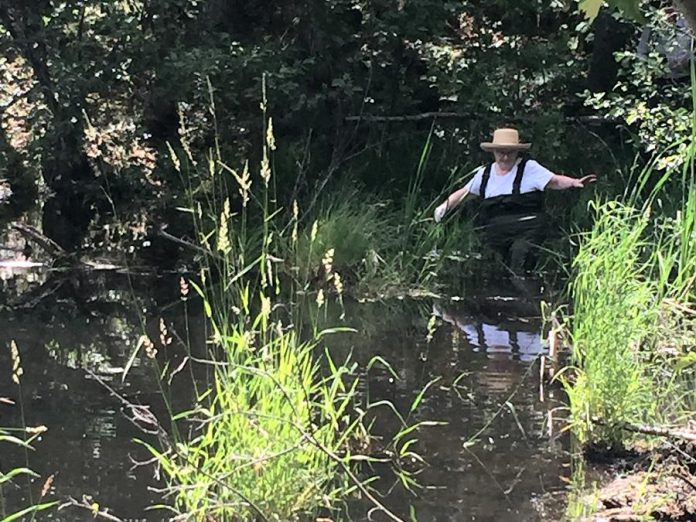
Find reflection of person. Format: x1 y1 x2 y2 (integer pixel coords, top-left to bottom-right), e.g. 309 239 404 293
432 303 543 362
434 128 596 273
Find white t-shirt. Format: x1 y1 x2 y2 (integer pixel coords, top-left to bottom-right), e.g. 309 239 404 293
464 159 554 198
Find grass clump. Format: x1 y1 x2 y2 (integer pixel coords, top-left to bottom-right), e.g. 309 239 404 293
291 187 475 296
564 155 696 447
139 83 418 521
565 201 659 445
1 342 58 521
288 147 479 297
143 300 365 520
291 188 390 286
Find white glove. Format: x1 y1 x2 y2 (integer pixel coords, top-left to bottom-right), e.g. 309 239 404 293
434 203 447 223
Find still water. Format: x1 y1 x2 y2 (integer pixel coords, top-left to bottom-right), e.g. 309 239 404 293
0 272 569 521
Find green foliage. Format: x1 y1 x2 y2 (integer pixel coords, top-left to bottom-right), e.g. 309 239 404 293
0 0 607 257
579 0 644 22
143 312 362 520
291 188 390 284
0 502 59 522
564 201 659 445
138 100 434 521
147 115 365 519
582 7 692 172
564 449 601 520
563 154 696 446
286 130 477 296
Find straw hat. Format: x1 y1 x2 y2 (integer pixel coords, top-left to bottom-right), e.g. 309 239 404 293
480 128 531 152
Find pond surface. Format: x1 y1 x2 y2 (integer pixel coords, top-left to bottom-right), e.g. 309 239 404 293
0 271 570 521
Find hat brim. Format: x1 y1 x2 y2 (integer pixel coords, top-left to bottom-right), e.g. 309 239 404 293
480 143 531 152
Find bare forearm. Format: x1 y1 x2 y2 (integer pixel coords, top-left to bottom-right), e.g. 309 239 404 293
444 186 470 209
547 174 593 190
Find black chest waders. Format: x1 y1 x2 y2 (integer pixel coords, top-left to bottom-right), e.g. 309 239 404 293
476 159 549 273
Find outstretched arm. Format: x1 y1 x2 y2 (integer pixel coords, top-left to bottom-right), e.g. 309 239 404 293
546 174 597 190
434 186 471 222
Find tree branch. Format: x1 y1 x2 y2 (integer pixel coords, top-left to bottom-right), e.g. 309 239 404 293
345 111 470 123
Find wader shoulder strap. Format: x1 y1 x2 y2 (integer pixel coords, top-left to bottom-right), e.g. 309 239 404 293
480 163 493 199
512 159 528 195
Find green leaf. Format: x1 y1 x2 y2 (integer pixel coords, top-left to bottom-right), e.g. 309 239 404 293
580 0 645 23
1 501 59 522
675 351 696 373
0 435 35 449
122 335 146 383
613 0 644 22
409 377 440 414
316 327 358 338
0 467 39 485
578 0 604 21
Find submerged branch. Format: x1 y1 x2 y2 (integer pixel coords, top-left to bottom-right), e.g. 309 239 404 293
11 223 66 258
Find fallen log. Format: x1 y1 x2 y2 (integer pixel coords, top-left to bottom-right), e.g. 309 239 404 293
593 417 696 442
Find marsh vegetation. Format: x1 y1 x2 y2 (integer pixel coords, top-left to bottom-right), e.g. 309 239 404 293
2 1 696 521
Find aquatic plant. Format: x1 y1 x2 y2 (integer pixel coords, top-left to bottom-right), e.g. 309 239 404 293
140 307 370 520
132 81 429 521
1 342 58 522
286 126 477 297
562 145 696 447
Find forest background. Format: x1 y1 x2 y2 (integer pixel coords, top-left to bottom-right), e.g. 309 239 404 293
0 0 692 287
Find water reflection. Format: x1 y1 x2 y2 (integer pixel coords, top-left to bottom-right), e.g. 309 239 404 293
0 282 569 521
336 300 568 521
433 302 545 362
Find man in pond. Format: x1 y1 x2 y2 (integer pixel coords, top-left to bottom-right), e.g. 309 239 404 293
434 127 596 274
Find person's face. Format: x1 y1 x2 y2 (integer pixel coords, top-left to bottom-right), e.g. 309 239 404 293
493 149 519 172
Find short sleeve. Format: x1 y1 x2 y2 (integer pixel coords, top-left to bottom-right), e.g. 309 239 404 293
525 160 554 190
464 166 484 196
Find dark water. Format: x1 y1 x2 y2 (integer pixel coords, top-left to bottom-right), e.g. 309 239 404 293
0 271 570 521
340 299 569 521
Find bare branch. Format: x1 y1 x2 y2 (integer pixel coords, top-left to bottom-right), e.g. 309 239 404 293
345 111 471 123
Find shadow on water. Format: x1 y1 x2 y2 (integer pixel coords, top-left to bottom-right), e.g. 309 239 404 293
0 263 572 520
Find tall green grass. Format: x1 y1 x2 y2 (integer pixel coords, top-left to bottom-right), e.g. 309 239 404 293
563 147 696 446
564 201 659 444
289 183 475 296
288 127 478 297
138 81 429 521
141 306 367 520
289 186 391 289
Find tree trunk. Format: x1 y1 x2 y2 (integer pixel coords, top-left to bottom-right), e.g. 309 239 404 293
0 2 95 250
587 12 633 93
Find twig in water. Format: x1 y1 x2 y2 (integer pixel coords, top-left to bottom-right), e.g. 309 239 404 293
87 370 270 521
58 496 123 521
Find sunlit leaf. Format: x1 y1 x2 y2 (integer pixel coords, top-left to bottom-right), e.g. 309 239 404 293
578 0 604 21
